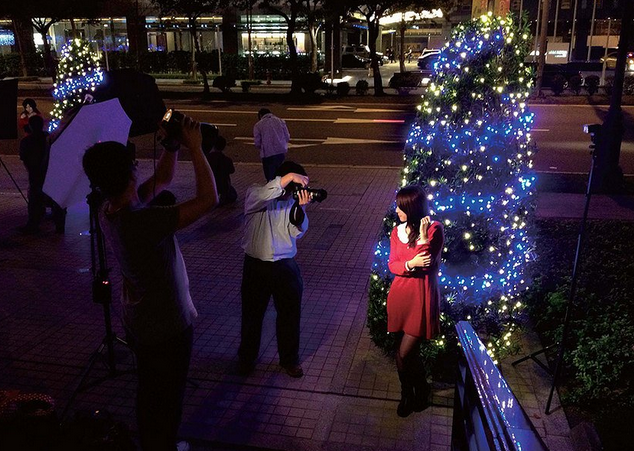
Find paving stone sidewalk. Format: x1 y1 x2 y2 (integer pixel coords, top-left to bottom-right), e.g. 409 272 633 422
0 156 587 450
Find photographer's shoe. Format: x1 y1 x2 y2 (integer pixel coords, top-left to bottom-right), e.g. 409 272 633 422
281 364 304 378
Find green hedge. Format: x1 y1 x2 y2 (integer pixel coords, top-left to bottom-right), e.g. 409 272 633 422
525 219 634 451
0 52 45 77
106 51 320 80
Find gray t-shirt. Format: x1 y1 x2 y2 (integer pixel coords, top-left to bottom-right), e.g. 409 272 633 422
100 203 197 347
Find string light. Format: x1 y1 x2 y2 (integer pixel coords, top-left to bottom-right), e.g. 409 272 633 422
368 13 537 360
49 39 104 131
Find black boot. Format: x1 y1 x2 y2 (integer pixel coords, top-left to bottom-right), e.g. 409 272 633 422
410 358 431 412
397 370 415 417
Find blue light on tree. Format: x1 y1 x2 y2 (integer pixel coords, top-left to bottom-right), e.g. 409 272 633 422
49 39 103 131
367 13 537 364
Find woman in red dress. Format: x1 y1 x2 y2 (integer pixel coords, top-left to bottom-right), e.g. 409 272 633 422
387 185 444 417
18 98 43 135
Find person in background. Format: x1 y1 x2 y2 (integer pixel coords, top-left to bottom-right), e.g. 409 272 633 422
19 115 65 234
82 114 217 451
19 98 43 135
253 108 290 181
203 135 237 205
387 185 444 417
237 161 310 378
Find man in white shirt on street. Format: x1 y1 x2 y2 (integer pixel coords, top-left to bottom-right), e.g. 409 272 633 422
253 108 290 181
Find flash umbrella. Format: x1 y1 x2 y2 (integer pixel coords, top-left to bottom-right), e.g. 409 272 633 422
43 98 132 208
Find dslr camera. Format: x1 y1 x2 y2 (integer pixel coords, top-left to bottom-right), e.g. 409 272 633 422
291 186 328 203
162 109 224 152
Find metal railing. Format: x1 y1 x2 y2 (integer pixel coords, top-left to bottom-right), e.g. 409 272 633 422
452 321 549 451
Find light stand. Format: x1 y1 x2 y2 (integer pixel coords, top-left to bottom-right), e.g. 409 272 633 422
513 124 601 415
61 190 133 419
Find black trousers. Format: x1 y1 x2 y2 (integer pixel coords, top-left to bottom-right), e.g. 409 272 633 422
239 255 303 366
134 325 193 451
261 153 285 181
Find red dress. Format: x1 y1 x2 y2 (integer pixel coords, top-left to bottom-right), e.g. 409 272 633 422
387 221 444 339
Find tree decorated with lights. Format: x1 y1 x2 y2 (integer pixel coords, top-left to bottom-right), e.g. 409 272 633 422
49 38 104 131
368 12 537 365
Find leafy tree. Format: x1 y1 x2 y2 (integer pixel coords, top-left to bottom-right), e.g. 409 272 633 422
1 1 99 76
368 13 537 370
346 0 391 95
151 0 229 97
303 0 326 72
258 0 305 93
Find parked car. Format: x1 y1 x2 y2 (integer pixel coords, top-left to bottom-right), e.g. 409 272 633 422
341 53 371 68
342 45 387 65
600 52 634 71
417 51 440 73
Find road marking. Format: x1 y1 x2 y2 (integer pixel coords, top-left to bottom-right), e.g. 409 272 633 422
288 106 355 111
334 118 405 124
288 106 407 113
178 109 255 114
234 137 401 145
531 128 550 132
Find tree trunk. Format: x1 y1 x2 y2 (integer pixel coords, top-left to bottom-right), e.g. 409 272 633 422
536 0 551 96
368 20 383 95
70 19 77 38
190 18 210 98
309 25 318 72
399 20 406 73
287 11 301 94
39 24 54 77
593 0 634 192
12 17 36 77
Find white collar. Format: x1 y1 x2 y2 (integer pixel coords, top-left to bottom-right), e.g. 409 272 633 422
397 222 432 245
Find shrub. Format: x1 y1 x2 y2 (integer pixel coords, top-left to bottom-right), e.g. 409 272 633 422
551 74 566 96
388 71 423 90
568 74 583 95
526 219 634 422
241 80 261 93
293 72 324 95
212 75 236 93
336 82 350 96
355 79 369 95
604 76 614 96
585 75 600 95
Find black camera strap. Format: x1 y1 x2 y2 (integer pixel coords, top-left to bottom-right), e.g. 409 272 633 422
289 200 305 228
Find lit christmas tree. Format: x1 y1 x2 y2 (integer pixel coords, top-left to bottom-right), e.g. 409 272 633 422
368 13 537 365
49 38 104 131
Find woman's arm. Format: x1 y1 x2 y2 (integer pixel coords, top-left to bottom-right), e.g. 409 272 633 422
388 229 417 276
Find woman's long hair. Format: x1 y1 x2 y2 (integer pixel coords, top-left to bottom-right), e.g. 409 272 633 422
22 98 40 114
396 185 430 247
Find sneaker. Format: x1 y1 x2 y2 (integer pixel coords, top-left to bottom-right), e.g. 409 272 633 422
176 440 190 451
236 359 255 376
281 364 304 378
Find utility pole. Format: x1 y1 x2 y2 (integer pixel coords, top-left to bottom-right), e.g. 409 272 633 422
593 1 634 192
536 0 551 95
587 0 597 62
569 0 579 61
